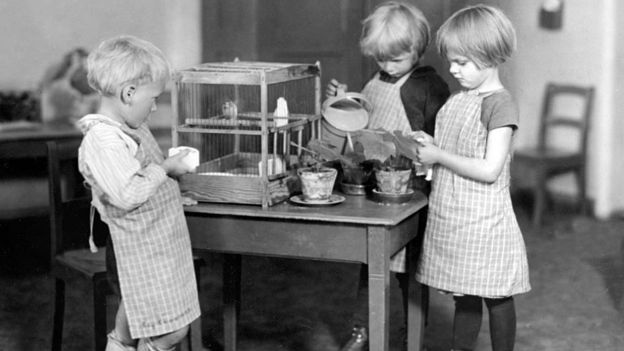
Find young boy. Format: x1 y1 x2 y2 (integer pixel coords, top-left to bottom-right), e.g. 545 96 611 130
326 2 450 350
77 35 200 351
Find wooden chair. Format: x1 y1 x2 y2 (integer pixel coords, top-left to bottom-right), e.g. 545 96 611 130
47 138 112 351
513 83 595 227
47 139 204 351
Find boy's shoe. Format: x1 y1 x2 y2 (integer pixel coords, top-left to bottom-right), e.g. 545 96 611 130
340 326 368 351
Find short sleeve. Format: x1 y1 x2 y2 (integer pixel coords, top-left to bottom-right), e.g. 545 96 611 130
481 90 519 131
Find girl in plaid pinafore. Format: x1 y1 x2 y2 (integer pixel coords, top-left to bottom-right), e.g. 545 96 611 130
414 5 529 351
78 36 200 351
325 3 450 350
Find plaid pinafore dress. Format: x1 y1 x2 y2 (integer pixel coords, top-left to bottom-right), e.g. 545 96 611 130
362 71 413 272
415 91 530 297
90 124 200 338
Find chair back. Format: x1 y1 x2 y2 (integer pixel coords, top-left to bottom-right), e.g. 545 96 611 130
537 83 594 157
47 139 104 264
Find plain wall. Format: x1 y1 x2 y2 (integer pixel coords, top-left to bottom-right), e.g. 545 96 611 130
499 0 620 217
0 0 201 91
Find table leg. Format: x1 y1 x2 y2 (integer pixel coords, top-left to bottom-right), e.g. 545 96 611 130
406 240 425 351
223 254 241 351
367 226 391 351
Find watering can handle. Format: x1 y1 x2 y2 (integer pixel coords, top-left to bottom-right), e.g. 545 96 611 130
322 91 373 113
336 84 348 97
343 92 372 112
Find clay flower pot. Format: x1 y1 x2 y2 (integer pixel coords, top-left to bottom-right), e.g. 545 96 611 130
340 160 375 195
341 164 373 185
297 167 338 201
375 168 412 194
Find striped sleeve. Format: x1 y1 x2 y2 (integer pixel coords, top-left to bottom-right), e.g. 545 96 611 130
81 124 167 211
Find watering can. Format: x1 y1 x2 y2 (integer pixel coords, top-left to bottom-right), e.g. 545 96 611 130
321 87 372 153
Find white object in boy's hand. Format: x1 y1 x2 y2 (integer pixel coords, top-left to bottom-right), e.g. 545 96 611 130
168 146 200 172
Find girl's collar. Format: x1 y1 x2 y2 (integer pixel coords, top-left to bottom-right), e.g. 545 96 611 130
466 87 505 96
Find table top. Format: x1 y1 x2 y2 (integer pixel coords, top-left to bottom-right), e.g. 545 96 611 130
0 121 81 143
185 190 427 226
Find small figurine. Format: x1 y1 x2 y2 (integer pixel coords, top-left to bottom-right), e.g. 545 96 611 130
273 97 289 127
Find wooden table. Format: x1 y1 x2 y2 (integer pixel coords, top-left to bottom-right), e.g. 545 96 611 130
0 121 172 158
185 192 428 351
0 121 82 158
0 121 83 219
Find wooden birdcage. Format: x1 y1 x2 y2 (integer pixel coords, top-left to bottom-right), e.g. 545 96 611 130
171 61 322 208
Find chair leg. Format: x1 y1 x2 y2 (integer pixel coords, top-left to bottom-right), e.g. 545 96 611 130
52 278 66 351
93 277 109 351
187 257 205 351
179 317 205 351
532 169 547 228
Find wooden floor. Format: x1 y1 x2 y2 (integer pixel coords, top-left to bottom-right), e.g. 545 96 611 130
1 199 624 351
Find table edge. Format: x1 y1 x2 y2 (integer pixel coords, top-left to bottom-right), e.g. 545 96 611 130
184 191 428 226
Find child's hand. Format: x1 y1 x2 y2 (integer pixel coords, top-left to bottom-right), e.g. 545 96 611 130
325 79 347 98
409 130 434 144
162 149 194 176
415 140 439 166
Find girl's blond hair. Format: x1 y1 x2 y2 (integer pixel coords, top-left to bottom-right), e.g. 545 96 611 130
437 5 516 69
87 35 171 96
360 1 430 61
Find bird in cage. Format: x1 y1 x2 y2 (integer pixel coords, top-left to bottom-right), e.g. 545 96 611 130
222 100 238 119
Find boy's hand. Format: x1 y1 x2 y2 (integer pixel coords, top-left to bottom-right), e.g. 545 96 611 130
162 149 194 176
325 79 347 99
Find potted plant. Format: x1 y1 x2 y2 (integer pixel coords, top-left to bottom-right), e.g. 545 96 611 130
297 166 337 201
373 156 413 194
348 129 421 196
296 140 341 201
301 131 422 200
339 156 376 195
300 139 374 196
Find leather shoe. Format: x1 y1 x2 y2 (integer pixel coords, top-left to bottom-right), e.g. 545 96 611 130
340 326 368 351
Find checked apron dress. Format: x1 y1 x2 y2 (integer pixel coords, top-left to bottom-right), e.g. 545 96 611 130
362 71 413 273
82 121 200 338
415 91 530 297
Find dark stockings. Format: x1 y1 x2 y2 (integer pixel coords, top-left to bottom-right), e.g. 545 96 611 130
452 295 516 351
352 269 420 328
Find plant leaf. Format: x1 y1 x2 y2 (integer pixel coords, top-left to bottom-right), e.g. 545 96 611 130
351 129 395 162
392 131 419 161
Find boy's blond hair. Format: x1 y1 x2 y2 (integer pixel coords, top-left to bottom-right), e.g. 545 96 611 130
87 35 171 97
359 1 431 62
437 5 516 69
